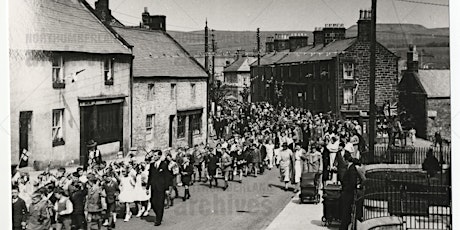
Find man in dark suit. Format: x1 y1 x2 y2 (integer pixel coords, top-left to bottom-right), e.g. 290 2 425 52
334 142 347 184
339 152 358 230
147 150 169 226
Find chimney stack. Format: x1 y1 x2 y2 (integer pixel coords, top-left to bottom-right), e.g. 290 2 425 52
357 9 372 41
94 0 112 24
265 36 275 53
322 23 346 46
289 33 309 52
407 45 419 72
141 7 166 31
313 28 324 46
274 34 289 52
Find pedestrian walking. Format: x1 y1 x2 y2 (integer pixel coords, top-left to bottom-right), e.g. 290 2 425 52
180 156 193 201
146 151 169 226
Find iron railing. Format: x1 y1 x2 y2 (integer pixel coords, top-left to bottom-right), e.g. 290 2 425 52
361 145 451 165
352 170 452 230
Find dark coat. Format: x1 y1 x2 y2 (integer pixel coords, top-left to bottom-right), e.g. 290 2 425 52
334 150 348 183
70 189 87 214
147 160 169 192
180 163 194 185
12 197 27 229
103 180 120 204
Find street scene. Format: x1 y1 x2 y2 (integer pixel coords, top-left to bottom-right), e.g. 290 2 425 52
8 0 452 230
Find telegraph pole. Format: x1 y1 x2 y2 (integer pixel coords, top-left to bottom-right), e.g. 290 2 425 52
204 19 209 144
204 19 209 75
257 28 261 66
212 30 216 84
369 0 377 161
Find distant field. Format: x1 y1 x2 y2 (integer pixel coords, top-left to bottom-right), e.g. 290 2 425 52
168 23 450 68
391 47 450 69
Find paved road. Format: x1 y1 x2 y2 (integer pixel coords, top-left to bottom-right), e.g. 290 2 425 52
114 168 296 230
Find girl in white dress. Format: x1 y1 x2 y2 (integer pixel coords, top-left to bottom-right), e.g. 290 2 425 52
133 163 150 217
264 139 275 169
118 165 136 222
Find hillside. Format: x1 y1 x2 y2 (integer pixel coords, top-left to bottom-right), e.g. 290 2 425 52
168 23 449 55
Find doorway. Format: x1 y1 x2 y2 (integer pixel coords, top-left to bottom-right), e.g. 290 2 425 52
169 115 175 147
188 116 193 147
19 111 32 167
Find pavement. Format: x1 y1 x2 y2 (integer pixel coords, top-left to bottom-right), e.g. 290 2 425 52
265 190 339 230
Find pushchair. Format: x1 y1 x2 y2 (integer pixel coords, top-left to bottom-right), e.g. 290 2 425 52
299 172 320 204
321 183 342 226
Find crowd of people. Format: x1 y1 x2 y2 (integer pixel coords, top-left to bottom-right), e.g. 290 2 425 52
12 101 369 230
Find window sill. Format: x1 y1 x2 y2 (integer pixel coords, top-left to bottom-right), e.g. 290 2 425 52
53 82 65 89
343 78 354 81
53 139 65 147
105 80 114 86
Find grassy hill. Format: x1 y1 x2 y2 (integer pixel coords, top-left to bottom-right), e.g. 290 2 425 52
168 23 449 69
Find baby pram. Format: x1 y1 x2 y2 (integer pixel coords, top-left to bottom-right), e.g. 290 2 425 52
299 172 320 204
321 183 342 226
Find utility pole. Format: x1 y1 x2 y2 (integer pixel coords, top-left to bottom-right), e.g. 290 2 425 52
369 0 377 161
257 28 261 66
204 19 209 75
204 19 210 144
212 30 216 85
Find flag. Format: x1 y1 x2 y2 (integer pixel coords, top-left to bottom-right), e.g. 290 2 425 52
71 69 86 83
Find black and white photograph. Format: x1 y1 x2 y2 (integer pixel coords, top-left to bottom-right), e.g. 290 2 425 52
2 0 457 229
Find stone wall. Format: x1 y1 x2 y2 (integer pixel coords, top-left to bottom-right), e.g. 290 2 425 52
338 41 399 113
132 77 207 150
10 51 131 165
426 98 451 141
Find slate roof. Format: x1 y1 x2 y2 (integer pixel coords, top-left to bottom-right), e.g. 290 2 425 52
251 51 290 66
224 57 257 72
417 70 450 98
113 26 208 78
9 0 131 54
276 38 357 64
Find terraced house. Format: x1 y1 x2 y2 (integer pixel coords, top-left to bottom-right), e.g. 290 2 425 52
251 10 399 130
93 2 209 149
9 0 133 168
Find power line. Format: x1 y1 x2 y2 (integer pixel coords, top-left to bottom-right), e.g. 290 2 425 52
396 0 448 7
391 0 409 46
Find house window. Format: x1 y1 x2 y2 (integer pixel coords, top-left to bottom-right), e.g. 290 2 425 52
327 87 331 102
177 115 186 138
52 56 65 89
191 83 196 100
312 87 316 101
146 114 154 141
52 109 65 146
343 62 354 80
147 84 155 100
343 88 354 104
171 84 176 100
191 113 202 135
104 58 114 85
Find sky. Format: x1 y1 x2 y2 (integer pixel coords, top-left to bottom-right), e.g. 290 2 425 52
87 0 450 31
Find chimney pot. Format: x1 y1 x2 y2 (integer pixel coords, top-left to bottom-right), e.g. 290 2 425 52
144 7 148 13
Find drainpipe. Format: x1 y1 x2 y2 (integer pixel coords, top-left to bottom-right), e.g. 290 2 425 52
129 52 134 152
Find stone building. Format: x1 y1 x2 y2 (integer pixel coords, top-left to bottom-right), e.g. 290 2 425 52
111 8 208 150
399 46 451 140
222 56 257 102
9 0 133 167
251 10 399 128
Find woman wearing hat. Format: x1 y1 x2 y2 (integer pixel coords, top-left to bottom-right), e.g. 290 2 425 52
278 142 294 191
